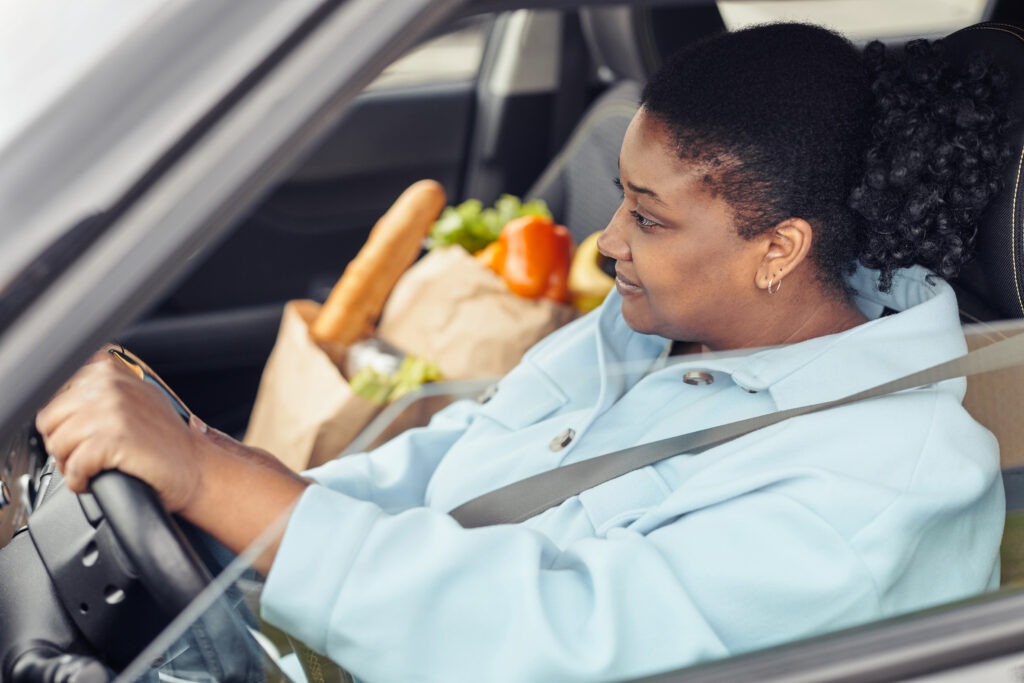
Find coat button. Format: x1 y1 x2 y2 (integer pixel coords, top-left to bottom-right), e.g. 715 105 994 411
549 428 576 451
682 371 714 386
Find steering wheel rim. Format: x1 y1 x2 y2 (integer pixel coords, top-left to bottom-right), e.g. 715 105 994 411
87 470 265 680
14 463 265 681
88 470 211 616
13 450 263 680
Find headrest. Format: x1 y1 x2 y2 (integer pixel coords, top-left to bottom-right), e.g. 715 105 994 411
578 5 726 82
947 23 1024 321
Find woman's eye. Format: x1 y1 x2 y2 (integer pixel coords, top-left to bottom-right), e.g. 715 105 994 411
630 210 657 229
612 177 624 195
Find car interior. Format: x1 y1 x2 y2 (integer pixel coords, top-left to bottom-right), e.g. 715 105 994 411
6 0 1024 681
116 4 734 436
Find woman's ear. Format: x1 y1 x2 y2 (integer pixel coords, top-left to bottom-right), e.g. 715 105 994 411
756 218 813 292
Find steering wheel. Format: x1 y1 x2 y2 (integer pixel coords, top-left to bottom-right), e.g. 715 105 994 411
0 351 265 682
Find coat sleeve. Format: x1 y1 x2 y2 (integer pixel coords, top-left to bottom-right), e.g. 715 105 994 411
260 481 883 683
300 398 479 513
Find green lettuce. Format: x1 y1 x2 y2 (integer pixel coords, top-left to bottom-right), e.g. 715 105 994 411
427 194 552 254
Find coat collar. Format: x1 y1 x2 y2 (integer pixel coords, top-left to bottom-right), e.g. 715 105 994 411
594 265 967 410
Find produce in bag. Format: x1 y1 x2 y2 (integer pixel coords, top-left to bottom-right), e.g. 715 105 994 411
475 214 573 303
311 179 447 346
567 231 615 312
244 180 447 470
427 193 552 254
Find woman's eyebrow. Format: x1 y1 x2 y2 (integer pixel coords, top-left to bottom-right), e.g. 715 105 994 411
626 181 667 206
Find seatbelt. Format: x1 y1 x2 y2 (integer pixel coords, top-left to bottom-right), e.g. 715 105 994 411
449 328 1024 528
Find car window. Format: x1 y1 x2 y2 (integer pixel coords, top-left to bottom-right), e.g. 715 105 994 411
117 317 1024 682
367 18 490 90
717 0 990 40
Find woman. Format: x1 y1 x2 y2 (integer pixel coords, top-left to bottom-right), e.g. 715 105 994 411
37 22 1010 682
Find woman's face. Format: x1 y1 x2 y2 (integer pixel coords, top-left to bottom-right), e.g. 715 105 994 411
597 109 771 349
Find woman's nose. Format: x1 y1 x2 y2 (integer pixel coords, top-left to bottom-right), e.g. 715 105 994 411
597 213 630 261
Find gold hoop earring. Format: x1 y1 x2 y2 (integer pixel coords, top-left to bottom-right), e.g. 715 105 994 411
767 275 783 295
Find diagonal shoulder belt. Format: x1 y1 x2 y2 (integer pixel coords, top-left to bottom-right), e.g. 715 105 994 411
449 329 1024 528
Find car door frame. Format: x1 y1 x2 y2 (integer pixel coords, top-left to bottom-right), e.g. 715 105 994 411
3 0 1024 680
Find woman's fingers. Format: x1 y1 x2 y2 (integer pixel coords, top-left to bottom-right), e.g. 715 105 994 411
37 359 118 437
35 349 204 511
38 378 120 487
61 443 104 493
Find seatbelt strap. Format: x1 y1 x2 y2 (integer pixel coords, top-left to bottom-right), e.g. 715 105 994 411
449 329 1024 528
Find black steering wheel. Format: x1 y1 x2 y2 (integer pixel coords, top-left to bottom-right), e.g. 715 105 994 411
0 351 265 682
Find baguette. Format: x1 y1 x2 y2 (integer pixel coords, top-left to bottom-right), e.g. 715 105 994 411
311 179 446 346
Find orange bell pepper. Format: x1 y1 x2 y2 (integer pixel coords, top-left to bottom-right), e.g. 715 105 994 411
542 224 572 303
474 240 506 275
485 215 572 303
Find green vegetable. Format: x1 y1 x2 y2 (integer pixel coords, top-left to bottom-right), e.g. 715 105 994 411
391 356 444 402
350 355 443 406
427 194 552 254
349 367 394 406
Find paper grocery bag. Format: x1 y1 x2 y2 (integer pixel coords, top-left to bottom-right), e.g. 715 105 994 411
377 246 578 379
244 300 381 472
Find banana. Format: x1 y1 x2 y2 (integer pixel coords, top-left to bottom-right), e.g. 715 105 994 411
568 231 615 312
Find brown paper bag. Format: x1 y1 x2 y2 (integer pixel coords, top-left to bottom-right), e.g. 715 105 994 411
243 300 382 472
377 246 578 379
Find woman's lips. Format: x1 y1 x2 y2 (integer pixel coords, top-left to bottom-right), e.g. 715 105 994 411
615 271 643 294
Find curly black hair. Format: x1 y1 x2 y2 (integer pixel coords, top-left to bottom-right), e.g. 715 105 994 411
640 23 1011 293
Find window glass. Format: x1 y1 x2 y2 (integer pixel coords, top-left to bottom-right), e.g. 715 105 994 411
717 0 990 40
367 18 489 90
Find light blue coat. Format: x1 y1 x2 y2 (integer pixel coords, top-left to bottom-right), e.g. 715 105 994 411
261 265 1004 683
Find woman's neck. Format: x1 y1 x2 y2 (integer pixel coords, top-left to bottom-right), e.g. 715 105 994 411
676 289 869 355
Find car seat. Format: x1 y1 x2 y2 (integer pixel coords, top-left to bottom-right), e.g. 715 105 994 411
945 22 1024 586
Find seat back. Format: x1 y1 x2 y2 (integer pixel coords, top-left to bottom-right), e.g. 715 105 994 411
942 22 1024 584
946 23 1024 470
527 80 640 244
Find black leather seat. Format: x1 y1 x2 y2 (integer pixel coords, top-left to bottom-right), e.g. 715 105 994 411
943 23 1024 584
949 23 1024 323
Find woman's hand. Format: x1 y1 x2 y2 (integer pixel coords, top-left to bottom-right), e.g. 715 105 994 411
35 347 206 513
35 347 312 573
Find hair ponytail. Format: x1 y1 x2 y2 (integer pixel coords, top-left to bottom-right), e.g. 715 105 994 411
849 38 1012 291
